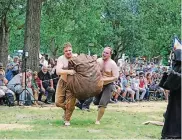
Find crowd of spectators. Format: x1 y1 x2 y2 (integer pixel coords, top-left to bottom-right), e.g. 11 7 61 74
111 62 169 103
0 55 59 106
0 55 169 107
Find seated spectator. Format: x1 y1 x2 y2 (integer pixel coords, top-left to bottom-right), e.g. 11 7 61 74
111 83 121 102
31 71 40 105
0 65 15 105
38 65 55 104
48 58 59 102
32 71 46 103
117 72 127 101
122 75 135 102
131 74 140 101
145 73 153 100
138 75 147 101
7 70 34 106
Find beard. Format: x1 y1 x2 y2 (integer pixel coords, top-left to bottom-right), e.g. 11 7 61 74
42 71 47 74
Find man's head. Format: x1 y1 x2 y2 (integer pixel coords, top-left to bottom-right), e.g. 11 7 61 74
135 74 139 79
139 75 144 81
41 65 48 74
126 75 130 80
26 69 32 77
13 56 19 62
40 56 45 62
124 70 129 76
63 42 72 59
102 47 112 61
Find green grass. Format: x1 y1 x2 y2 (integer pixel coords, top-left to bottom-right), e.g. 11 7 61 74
0 102 167 139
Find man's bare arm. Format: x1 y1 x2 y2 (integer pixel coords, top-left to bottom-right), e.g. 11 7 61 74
56 58 75 75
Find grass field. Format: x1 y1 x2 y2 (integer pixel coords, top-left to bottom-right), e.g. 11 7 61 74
0 101 167 139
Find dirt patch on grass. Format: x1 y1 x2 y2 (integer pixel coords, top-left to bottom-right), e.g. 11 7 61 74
105 101 167 113
14 101 167 113
0 124 32 131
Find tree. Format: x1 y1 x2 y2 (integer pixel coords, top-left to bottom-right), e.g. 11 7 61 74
24 0 42 71
0 0 12 66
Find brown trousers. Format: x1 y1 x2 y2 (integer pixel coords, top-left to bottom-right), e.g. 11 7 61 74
55 79 76 121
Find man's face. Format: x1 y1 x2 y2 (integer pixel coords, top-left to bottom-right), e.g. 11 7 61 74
42 67 48 74
41 57 45 61
102 48 111 61
139 76 143 81
14 58 18 62
126 76 130 80
26 72 32 79
64 47 72 59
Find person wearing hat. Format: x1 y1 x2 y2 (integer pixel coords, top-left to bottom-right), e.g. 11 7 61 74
160 47 181 139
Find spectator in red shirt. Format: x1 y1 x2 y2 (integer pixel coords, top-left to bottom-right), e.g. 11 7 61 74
138 75 147 100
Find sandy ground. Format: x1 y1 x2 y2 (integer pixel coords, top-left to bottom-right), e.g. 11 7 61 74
107 101 167 113
19 100 168 113
0 124 32 131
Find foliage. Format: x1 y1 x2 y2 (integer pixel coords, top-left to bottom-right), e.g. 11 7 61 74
1 0 181 65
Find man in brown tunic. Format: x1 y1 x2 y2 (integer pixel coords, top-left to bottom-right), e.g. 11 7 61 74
56 42 76 126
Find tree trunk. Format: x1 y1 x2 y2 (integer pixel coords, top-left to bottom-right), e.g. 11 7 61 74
24 0 42 72
0 16 9 67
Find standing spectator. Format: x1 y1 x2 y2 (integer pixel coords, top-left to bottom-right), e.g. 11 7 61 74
7 70 34 106
123 75 135 102
10 56 20 77
5 60 13 81
40 56 48 67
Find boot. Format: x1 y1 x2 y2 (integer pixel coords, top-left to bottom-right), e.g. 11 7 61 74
46 92 53 104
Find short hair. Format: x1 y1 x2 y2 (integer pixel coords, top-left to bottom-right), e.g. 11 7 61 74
105 46 113 55
41 65 48 70
63 42 72 49
33 71 38 76
13 56 19 60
